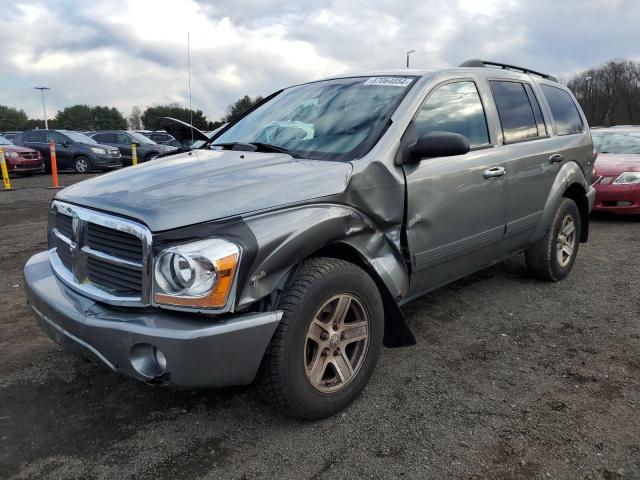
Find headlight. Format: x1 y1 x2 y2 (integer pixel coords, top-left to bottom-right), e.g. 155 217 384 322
612 172 640 185
90 147 107 155
153 238 240 309
5 151 19 158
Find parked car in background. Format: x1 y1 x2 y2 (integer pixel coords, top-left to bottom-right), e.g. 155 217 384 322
1 131 22 141
13 130 122 173
135 130 175 144
88 130 177 166
25 60 596 419
0 135 44 175
592 126 640 215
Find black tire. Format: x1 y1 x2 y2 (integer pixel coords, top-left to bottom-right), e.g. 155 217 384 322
526 197 581 281
144 152 158 162
257 257 384 420
73 155 92 174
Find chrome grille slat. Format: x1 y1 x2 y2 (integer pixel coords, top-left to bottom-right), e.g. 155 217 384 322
48 200 152 307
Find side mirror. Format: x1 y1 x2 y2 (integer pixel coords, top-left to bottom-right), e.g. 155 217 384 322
408 131 470 163
62 141 71 148
133 142 141 147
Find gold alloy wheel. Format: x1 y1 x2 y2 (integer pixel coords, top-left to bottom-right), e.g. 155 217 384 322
304 293 370 393
557 215 577 268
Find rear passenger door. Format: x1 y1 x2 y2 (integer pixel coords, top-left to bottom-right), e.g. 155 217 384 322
22 131 50 165
403 79 508 297
488 79 557 251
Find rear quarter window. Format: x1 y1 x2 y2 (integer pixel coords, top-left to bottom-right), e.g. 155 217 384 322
540 84 584 136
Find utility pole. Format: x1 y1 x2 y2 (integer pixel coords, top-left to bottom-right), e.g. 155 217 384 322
34 86 51 129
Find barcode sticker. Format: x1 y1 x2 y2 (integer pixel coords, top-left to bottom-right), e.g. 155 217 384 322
363 77 413 87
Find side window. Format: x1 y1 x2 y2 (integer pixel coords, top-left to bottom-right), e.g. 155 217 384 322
415 81 489 148
27 131 46 142
117 133 132 144
540 84 584 135
489 80 539 143
524 84 547 137
93 133 112 143
47 131 67 144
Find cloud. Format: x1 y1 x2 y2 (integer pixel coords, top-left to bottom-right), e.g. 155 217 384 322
1 0 639 123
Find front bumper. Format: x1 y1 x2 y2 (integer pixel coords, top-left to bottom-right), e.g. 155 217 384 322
24 251 282 388
592 182 640 214
93 154 123 168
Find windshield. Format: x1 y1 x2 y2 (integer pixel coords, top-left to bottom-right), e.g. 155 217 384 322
0 135 12 145
592 132 640 154
62 130 98 144
129 131 155 144
213 76 416 160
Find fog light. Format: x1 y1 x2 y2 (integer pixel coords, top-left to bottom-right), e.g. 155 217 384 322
130 343 168 378
154 347 167 371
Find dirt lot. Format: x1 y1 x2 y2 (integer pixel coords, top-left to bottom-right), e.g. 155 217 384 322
0 173 638 480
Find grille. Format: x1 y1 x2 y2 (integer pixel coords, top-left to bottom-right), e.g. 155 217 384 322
19 151 40 159
87 257 143 294
56 236 73 270
50 201 150 305
87 223 143 262
56 213 73 239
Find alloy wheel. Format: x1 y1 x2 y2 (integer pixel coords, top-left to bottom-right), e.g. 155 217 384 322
556 215 576 267
304 293 369 393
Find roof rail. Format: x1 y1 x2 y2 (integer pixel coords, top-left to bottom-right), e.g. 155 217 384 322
459 59 558 82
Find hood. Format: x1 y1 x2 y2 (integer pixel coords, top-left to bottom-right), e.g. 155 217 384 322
595 153 640 176
56 149 353 232
1 144 37 154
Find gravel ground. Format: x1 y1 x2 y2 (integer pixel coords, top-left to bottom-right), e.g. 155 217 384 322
0 173 639 480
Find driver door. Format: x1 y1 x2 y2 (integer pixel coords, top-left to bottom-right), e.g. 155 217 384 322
403 79 508 297
47 131 72 168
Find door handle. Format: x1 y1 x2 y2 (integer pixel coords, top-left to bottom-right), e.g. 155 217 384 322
549 154 564 164
483 166 506 179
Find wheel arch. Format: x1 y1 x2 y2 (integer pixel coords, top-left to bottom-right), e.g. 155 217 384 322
239 204 415 348
533 161 590 243
303 242 416 348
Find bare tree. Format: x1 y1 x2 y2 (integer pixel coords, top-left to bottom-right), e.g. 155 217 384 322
128 105 143 130
568 59 640 126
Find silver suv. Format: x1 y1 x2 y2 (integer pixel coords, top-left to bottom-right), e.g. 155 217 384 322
24 60 596 419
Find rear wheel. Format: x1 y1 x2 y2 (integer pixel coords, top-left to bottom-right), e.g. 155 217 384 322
526 197 580 281
73 156 92 174
257 257 384 420
144 153 158 162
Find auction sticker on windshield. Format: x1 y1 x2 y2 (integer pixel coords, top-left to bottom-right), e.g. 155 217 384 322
363 77 413 87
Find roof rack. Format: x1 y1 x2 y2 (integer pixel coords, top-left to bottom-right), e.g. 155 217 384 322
459 59 558 82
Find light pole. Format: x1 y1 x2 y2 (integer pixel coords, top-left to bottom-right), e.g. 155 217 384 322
34 86 50 129
406 50 416 68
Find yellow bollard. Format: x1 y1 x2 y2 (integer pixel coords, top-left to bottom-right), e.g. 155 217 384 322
131 143 138 166
0 147 11 190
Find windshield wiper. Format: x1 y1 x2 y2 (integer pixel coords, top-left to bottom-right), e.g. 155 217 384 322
212 142 296 156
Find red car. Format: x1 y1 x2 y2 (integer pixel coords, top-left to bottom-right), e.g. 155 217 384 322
0 135 44 175
592 127 640 215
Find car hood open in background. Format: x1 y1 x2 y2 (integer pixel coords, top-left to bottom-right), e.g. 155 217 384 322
595 153 640 176
56 149 353 232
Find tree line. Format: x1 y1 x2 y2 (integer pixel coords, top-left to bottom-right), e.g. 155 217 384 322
0 95 263 132
567 58 640 126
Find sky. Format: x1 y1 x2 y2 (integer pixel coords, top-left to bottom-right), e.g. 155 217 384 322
1 0 639 123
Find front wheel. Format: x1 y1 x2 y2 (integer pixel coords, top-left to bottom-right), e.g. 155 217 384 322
526 197 581 281
73 155 92 174
257 257 384 420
